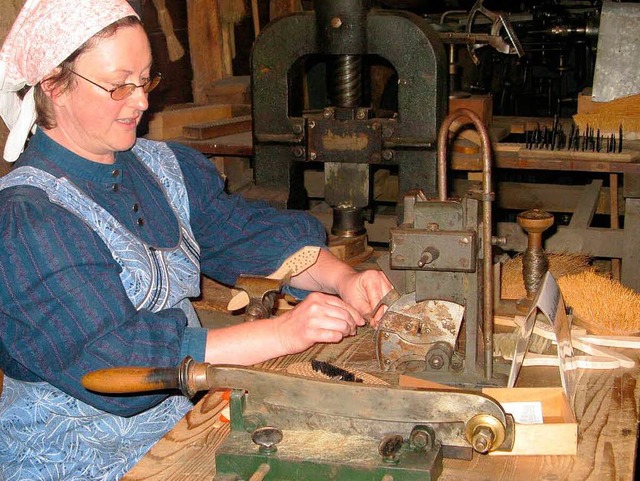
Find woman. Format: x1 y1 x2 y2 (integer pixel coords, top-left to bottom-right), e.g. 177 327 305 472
0 1 392 480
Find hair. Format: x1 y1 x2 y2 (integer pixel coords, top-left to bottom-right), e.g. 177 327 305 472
34 16 142 129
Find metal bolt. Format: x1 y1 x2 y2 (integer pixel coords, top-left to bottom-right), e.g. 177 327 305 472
428 354 444 370
382 149 394 161
252 426 283 454
330 16 342 28
309 151 317 161
426 223 439 231
417 247 439 267
409 426 435 451
459 237 470 245
492 236 507 246
378 434 404 464
292 146 305 158
382 126 394 138
323 108 334 119
471 426 495 454
292 124 303 134
308 120 316 129
356 108 367 120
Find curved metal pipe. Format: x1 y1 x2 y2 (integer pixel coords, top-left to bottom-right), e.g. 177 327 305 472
436 108 495 380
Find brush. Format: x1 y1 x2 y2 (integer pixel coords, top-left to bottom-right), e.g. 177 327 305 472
573 93 640 140
500 253 640 338
557 270 640 336
151 0 185 62
311 360 363 383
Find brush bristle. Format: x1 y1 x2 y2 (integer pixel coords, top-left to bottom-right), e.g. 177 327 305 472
558 271 640 336
311 360 363 383
501 254 640 336
573 93 640 139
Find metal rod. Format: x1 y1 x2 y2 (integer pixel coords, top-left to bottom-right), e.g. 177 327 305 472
436 108 494 380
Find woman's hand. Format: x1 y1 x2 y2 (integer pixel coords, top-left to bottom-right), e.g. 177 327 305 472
333 269 394 328
274 292 365 355
289 249 395 328
205 267 394 365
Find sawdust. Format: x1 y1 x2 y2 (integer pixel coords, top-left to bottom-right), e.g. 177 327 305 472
276 429 380 464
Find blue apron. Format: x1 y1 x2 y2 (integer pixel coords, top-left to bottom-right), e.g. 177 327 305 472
0 139 201 480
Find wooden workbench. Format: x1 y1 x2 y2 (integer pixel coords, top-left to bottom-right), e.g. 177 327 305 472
122 326 640 481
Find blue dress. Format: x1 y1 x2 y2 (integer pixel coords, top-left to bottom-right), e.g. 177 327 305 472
0 139 199 480
0 133 326 480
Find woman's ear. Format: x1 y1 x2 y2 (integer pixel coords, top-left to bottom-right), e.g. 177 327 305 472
39 68 63 101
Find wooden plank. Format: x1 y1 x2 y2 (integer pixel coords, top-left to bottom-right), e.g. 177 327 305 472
187 0 224 104
462 179 622 216
449 95 493 128
182 115 252 140
203 75 251 104
513 145 640 163
452 148 640 175
569 179 602 229
146 104 236 140
496 221 625 258
178 131 254 157
621 198 640 291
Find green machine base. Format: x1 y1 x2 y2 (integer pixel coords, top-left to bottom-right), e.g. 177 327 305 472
215 430 443 481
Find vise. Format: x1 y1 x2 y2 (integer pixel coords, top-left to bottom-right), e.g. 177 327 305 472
251 0 447 250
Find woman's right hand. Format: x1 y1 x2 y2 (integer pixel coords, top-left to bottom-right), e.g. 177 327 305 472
274 292 366 356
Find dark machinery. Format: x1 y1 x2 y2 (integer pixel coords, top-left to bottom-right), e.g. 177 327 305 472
251 0 447 248
376 109 506 387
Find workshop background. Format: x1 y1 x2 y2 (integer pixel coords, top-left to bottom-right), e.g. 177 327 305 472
1 0 639 294
0 0 622 148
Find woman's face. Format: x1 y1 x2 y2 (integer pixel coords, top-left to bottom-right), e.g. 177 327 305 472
48 24 152 164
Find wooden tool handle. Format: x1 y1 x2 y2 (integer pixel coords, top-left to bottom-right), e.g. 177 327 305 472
82 366 180 394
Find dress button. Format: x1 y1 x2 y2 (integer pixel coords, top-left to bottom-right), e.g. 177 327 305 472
112 183 119 192
137 217 144 226
132 203 139 212
112 169 120 177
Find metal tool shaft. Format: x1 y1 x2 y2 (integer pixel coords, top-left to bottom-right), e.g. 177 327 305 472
83 357 510 432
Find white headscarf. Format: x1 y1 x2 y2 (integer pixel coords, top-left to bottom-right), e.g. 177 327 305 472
0 0 139 162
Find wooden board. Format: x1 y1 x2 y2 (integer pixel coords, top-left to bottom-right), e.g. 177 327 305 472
512 145 640 163
203 75 251 104
146 103 250 140
182 115 252 140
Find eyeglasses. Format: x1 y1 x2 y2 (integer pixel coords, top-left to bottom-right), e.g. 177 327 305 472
70 70 162 101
